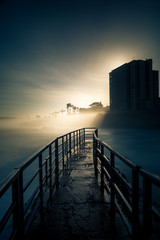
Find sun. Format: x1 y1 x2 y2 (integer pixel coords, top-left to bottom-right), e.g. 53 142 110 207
68 93 98 109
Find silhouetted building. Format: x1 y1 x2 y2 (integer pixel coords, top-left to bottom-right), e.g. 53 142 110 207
109 59 159 111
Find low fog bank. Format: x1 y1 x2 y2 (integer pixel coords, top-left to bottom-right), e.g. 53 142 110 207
93 111 160 128
0 113 98 134
0 113 99 182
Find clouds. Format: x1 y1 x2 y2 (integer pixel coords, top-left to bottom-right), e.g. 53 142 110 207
0 0 160 116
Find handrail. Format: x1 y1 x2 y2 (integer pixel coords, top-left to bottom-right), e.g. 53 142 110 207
0 127 96 240
140 168 160 186
93 133 137 169
93 129 160 239
0 127 159 240
0 169 20 197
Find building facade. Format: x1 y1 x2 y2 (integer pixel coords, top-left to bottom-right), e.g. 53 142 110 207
109 59 159 112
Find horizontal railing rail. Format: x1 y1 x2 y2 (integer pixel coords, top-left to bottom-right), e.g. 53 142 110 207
0 128 96 240
1 127 159 240
93 130 160 239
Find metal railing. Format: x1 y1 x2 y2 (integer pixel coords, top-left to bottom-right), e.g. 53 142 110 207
93 129 160 239
0 128 96 240
1 127 159 239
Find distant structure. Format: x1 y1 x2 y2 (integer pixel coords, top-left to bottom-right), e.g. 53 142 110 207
79 102 108 114
109 59 159 112
89 102 103 110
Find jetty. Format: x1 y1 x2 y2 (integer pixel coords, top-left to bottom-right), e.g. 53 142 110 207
0 128 160 240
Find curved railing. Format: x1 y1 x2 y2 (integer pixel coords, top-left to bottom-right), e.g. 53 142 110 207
0 128 96 240
93 129 160 239
0 127 160 239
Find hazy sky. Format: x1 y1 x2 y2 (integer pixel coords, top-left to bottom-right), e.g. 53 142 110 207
0 0 160 117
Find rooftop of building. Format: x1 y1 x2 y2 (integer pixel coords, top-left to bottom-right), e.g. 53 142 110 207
109 58 153 74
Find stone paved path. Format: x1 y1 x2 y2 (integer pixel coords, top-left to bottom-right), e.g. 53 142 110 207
26 141 130 240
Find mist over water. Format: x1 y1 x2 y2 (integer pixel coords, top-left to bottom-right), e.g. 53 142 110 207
0 115 160 183
0 114 97 182
0 116 160 228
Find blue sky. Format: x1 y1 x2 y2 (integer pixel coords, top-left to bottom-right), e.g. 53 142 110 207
0 0 160 117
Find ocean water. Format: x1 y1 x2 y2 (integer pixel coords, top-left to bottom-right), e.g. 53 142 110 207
0 115 95 183
98 128 160 204
0 129 57 183
0 126 159 183
98 128 160 176
0 124 160 239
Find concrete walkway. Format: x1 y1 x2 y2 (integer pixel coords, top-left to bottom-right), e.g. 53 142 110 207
26 141 130 240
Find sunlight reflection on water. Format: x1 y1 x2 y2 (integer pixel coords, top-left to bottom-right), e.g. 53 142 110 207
0 114 96 182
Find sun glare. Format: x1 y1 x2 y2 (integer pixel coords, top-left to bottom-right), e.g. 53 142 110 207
69 93 98 109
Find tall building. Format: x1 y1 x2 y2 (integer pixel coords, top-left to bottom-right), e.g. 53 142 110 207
109 59 159 112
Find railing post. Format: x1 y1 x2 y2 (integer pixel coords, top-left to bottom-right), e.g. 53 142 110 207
12 171 24 239
79 130 81 146
69 133 72 157
132 166 140 238
110 152 115 228
65 135 68 163
83 128 85 145
18 171 24 237
143 177 152 238
39 153 44 223
45 160 48 186
94 137 98 178
49 145 52 201
95 128 98 138
72 132 74 152
76 131 78 150
101 144 104 192
12 178 19 238
55 138 59 189
93 129 98 178
62 136 65 171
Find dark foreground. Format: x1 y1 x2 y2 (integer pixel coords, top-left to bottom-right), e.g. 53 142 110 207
25 141 130 240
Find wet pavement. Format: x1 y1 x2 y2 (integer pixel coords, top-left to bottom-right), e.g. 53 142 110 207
26 141 130 240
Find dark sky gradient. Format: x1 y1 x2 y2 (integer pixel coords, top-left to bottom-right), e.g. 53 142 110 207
0 0 160 117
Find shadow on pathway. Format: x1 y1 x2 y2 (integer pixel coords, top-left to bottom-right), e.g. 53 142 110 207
26 142 130 240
